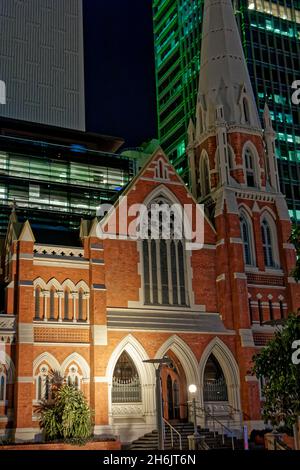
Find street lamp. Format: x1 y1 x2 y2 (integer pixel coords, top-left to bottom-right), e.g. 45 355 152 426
188 384 199 438
143 357 172 450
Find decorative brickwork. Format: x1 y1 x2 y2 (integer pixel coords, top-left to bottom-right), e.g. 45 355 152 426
34 327 89 343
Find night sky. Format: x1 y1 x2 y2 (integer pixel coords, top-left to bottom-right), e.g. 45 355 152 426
83 0 157 148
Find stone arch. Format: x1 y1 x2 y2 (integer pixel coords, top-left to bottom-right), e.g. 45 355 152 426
33 277 47 289
61 353 90 380
33 352 61 375
75 280 89 292
106 334 155 386
61 279 76 291
46 278 62 291
155 335 200 396
199 337 241 410
106 334 156 430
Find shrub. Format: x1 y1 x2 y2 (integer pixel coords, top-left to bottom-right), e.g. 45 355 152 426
35 374 93 444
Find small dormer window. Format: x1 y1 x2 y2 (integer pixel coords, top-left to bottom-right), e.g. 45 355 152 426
243 97 250 124
155 159 169 180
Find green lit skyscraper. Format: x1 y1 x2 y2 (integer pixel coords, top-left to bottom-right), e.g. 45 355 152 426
152 0 300 221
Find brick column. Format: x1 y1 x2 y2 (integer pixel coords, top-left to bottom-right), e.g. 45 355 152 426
13 223 35 441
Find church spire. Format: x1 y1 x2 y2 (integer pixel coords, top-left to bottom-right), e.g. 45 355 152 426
196 0 261 136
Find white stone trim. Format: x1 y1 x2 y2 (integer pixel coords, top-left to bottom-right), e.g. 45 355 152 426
91 325 108 346
245 375 258 382
18 323 34 343
16 376 34 383
216 239 225 247
283 243 295 250
199 337 241 411
234 272 247 280
216 274 226 282
230 237 243 244
239 329 255 347
94 376 109 383
155 335 200 392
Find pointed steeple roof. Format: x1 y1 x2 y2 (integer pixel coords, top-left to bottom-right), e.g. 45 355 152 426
197 0 261 131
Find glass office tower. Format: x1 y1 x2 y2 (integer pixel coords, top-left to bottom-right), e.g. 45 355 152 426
0 118 136 238
152 0 300 222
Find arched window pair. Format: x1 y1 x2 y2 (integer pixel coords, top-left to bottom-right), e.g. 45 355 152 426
240 210 279 269
142 197 188 306
35 363 82 401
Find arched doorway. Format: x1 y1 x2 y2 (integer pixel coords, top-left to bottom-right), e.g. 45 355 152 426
160 351 187 422
203 354 228 403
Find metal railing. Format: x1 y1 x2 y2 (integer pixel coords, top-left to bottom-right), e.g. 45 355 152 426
203 402 243 435
112 376 141 403
196 405 236 450
162 417 182 450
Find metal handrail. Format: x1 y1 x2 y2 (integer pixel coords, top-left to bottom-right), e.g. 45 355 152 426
162 417 182 450
196 405 235 450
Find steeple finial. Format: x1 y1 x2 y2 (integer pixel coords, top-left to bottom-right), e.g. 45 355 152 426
197 0 261 132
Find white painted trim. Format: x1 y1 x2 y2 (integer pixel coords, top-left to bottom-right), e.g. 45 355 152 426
199 337 241 411
230 237 243 244
216 274 226 282
248 284 286 290
33 260 89 269
234 272 247 280
94 376 109 383
245 375 258 382
155 335 200 392
16 376 34 383
33 321 89 329
107 327 236 335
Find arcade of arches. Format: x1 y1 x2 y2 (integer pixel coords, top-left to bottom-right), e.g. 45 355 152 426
110 347 230 425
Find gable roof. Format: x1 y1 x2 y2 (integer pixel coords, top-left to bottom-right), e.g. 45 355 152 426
94 146 216 236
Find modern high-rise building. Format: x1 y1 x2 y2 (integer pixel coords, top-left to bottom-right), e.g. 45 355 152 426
152 0 300 221
0 117 136 239
0 0 85 131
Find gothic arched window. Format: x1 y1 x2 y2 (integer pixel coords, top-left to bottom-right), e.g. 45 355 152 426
244 147 256 187
261 218 275 268
141 197 189 306
239 213 254 266
112 351 141 403
200 155 210 197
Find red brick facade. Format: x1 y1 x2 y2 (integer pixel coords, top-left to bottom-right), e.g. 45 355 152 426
0 147 299 443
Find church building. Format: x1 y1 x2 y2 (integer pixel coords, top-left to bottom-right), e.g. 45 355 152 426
0 0 299 443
